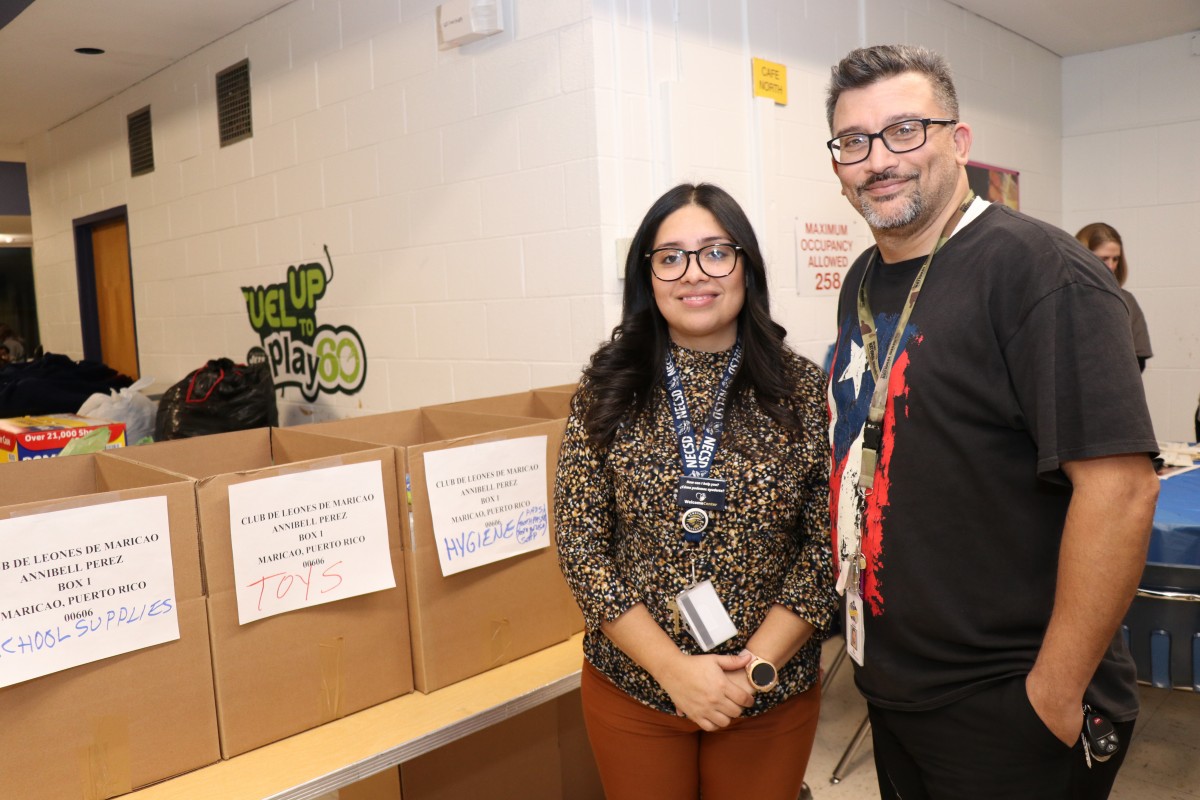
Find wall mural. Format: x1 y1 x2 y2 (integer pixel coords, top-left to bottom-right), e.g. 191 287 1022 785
241 247 367 401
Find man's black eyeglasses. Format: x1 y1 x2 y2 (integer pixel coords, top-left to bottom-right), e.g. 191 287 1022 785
827 118 957 165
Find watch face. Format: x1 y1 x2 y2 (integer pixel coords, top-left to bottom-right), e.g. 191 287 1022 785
750 660 776 688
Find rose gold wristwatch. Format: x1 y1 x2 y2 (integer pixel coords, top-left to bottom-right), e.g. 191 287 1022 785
745 654 778 693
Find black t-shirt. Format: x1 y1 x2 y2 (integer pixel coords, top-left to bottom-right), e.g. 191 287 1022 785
828 202 1157 720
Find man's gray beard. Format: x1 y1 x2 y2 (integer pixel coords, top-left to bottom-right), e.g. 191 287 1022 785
859 187 923 230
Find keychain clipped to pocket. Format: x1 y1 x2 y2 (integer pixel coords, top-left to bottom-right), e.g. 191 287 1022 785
1081 704 1120 768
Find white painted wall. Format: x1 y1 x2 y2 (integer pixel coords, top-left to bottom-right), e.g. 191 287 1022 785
23 0 1064 422
1062 32 1200 443
590 0 1063 367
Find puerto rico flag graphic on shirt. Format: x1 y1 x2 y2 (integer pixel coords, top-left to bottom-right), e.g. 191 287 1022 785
828 310 921 617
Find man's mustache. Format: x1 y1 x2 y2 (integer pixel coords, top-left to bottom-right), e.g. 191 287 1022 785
858 170 920 193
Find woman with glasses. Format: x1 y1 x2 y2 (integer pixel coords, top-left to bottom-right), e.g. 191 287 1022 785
555 183 835 799
1075 222 1153 372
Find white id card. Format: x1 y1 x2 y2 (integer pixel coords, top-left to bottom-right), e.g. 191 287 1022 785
846 593 865 666
675 579 737 652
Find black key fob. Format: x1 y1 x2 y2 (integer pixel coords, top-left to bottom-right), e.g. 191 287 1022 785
1083 707 1120 762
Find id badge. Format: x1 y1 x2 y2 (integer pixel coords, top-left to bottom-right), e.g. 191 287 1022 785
675 579 737 652
846 592 865 666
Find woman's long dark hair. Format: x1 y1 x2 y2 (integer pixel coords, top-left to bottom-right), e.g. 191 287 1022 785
580 183 801 447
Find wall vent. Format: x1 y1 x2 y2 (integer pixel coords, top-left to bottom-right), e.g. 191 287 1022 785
126 107 154 177
216 59 253 147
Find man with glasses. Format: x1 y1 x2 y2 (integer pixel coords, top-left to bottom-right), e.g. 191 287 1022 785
824 45 1159 799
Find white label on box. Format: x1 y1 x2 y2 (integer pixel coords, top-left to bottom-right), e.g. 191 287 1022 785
423 435 550 577
0 496 179 688
227 460 396 625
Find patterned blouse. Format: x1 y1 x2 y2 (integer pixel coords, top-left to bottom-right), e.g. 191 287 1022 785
555 343 836 716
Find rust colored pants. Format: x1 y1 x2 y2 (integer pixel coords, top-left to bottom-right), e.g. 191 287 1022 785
580 660 820 800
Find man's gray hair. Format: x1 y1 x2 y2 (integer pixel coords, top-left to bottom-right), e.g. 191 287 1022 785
826 45 959 130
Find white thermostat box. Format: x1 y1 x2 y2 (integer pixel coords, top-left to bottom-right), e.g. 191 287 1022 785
437 0 503 49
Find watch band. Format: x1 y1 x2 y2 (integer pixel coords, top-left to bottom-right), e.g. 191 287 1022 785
745 653 778 693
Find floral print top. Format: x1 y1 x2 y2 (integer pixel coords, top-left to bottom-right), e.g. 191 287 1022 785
555 343 836 716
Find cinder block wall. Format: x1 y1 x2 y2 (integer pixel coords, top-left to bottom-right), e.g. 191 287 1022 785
24 0 1065 424
1062 33 1200 442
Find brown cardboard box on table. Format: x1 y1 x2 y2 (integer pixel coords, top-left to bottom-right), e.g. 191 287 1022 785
331 766 403 799
0 453 219 799
399 688 601 800
109 427 413 758
536 383 579 393
303 407 579 692
556 687 605 799
423 385 576 420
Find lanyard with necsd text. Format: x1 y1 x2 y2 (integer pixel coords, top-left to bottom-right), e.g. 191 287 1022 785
664 341 744 652
663 339 742 545
839 190 975 596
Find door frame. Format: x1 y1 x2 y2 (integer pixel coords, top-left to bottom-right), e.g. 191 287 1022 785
73 205 135 366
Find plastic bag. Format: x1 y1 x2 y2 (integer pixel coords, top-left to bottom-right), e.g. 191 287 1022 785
78 376 159 444
59 426 118 457
155 359 278 441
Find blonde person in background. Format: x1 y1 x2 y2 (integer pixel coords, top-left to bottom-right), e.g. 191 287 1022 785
1075 223 1153 372
555 183 836 799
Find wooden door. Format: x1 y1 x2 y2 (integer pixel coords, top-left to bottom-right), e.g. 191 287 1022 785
90 218 139 379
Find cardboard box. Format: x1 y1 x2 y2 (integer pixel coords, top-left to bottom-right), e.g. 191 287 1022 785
303 408 580 691
556 688 605 799
423 386 574 420
316 767 403 800
0 453 219 799
109 427 414 758
533 382 579 396
400 689 601 800
0 413 126 461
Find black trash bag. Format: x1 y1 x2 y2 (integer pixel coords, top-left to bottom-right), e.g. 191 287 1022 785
155 358 278 441
0 352 132 417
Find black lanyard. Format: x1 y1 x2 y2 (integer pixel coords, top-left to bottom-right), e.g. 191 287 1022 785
664 341 742 542
664 340 741 478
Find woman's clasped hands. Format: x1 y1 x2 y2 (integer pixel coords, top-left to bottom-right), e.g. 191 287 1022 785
658 649 756 731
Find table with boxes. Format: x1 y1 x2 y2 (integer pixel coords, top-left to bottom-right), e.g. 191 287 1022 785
0 385 601 800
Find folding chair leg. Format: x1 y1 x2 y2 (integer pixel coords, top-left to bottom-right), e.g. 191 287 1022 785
830 714 872 785
822 638 849 695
